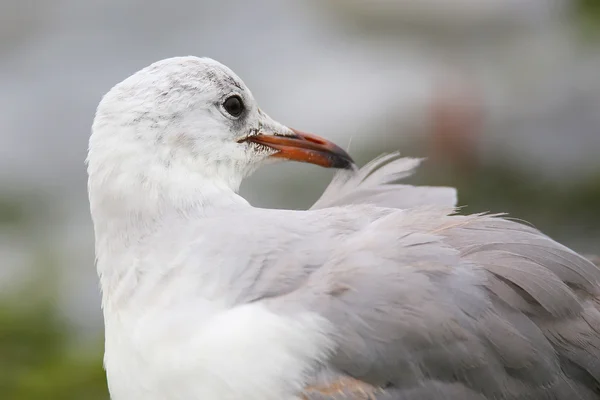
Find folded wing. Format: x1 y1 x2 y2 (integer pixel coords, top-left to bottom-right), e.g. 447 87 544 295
285 208 600 399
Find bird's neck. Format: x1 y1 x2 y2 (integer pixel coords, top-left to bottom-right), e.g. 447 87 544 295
88 166 249 309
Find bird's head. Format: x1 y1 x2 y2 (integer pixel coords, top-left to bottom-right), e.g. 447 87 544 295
87 56 353 210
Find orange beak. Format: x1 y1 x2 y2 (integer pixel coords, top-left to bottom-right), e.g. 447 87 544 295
241 128 354 169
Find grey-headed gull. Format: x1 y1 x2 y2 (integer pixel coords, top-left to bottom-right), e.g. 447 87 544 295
87 57 600 400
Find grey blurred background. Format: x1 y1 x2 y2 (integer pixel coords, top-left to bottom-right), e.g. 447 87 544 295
1 0 599 398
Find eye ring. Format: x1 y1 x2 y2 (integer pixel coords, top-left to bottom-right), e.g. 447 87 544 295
222 95 244 117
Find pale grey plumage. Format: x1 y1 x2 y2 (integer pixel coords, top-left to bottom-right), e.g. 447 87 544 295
298 158 600 399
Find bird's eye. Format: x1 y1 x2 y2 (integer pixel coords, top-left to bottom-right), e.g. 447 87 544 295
223 95 244 117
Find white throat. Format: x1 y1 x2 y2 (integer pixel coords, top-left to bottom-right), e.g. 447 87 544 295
87 138 250 307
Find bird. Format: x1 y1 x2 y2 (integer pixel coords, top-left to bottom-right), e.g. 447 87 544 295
87 56 600 400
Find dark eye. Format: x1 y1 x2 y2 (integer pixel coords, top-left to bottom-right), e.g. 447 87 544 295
223 95 244 117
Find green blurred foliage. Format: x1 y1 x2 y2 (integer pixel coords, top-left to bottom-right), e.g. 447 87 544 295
0 197 28 227
0 300 108 400
574 0 600 38
0 196 108 400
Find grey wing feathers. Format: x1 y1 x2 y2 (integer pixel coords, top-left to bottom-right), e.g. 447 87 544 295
310 153 457 210
285 208 600 399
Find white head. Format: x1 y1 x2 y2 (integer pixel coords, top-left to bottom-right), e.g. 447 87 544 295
87 57 352 231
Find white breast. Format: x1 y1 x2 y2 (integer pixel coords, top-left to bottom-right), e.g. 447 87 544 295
103 300 335 400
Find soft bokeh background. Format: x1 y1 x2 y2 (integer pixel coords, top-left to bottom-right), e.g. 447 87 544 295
1 0 599 398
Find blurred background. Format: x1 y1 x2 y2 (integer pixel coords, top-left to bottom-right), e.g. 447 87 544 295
1 0 599 398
